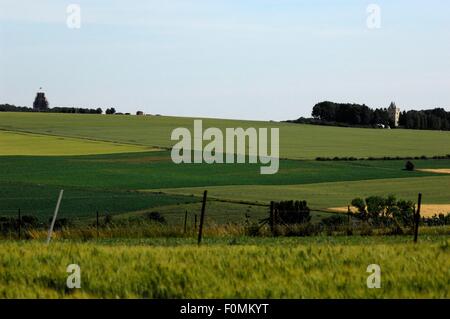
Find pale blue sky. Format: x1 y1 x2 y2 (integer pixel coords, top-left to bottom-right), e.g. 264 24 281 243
1 0 449 120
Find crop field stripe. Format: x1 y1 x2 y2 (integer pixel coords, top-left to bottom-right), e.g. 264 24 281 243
2 112 450 159
0 130 154 156
154 175 450 210
0 181 200 219
1 152 447 190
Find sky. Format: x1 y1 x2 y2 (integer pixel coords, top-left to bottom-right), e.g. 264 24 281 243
0 0 449 121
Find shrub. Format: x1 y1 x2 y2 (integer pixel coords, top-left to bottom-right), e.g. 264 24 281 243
276 223 321 237
21 216 40 228
422 213 450 226
359 223 373 236
144 212 167 224
350 195 416 228
365 196 387 221
273 200 311 225
394 200 415 227
386 223 405 235
351 198 366 218
245 223 263 237
0 215 42 233
320 215 348 227
52 218 72 230
405 161 415 171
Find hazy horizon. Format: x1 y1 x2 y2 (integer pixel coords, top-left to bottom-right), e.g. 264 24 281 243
1 0 449 121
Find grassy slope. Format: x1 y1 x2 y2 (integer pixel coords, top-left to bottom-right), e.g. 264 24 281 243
119 201 270 225
0 130 152 155
0 151 445 190
0 237 448 298
2 112 450 159
1 151 449 219
1 112 449 220
157 175 450 210
0 182 198 219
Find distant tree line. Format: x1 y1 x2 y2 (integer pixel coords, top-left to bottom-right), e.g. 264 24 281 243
289 101 450 131
0 104 34 112
105 107 116 114
399 108 450 130
49 107 103 114
311 101 392 126
0 104 103 114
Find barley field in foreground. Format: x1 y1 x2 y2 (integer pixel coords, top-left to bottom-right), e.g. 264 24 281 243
0 236 448 299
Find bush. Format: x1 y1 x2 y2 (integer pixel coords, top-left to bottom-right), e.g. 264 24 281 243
422 213 450 226
273 200 311 225
386 223 405 235
144 212 167 224
351 198 366 218
405 161 415 171
275 223 321 237
0 215 42 234
393 200 415 227
51 218 72 230
320 215 348 227
21 216 40 228
245 223 263 237
359 223 374 236
350 195 416 228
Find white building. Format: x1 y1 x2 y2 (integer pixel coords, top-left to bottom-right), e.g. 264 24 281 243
388 102 400 127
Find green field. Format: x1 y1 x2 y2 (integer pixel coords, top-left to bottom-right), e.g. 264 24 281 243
0 130 151 155
1 150 449 220
0 182 198 220
158 176 450 210
0 151 446 190
0 112 450 222
0 236 448 298
1 112 450 159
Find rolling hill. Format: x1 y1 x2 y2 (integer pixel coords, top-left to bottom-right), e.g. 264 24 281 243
1 112 450 159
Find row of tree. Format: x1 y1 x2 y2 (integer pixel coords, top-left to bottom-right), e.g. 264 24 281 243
49 107 102 114
0 104 107 114
308 101 450 130
399 108 450 130
311 101 392 126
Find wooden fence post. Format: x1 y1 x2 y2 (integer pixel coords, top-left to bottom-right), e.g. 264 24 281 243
269 201 274 234
414 193 422 243
198 190 208 245
184 210 188 234
46 189 64 244
18 208 21 240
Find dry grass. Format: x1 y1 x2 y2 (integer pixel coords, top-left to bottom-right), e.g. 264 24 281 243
418 168 450 175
